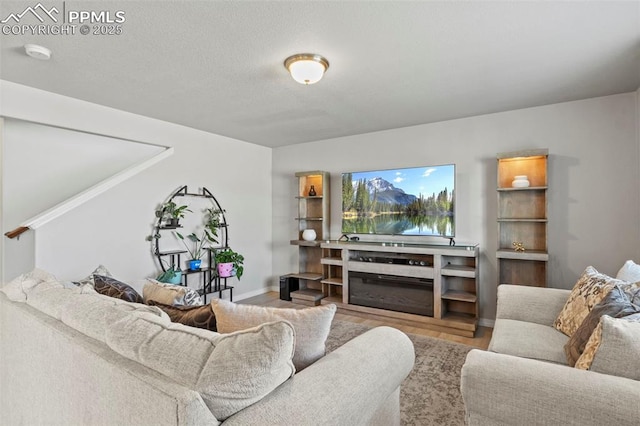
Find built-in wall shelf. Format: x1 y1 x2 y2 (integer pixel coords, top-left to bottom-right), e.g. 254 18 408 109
497 149 549 287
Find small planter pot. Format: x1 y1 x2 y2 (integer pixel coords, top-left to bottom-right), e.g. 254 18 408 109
188 259 202 271
167 218 180 227
217 262 234 278
166 270 182 284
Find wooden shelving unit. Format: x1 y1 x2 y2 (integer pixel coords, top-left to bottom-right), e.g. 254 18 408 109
319 241 479 337
497 149 549 287
289 171 330 305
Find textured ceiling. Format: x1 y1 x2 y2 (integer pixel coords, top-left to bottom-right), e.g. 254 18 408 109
1 1 639 147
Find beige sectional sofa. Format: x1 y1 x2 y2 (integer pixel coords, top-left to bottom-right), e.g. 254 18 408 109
0 279 415 425
461 284 640 426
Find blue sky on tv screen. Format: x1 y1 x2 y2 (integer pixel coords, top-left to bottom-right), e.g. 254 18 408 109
350 164 455 197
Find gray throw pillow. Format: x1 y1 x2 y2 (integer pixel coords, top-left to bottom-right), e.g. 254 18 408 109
564 284 640 366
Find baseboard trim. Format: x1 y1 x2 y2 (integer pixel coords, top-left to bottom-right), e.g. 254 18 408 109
479 318 495 328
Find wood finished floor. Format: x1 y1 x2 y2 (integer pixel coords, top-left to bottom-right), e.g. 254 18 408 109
239 291 492 349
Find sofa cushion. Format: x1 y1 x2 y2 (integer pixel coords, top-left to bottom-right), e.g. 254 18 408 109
564 285 640 366
94 275 143 304
554 266 628 337
616 260 640 283
211 299 336 371
105 311 295 421
61 293 168 343
143 279 202 306
1 268 60 302
25 285 93 319
575 314 640 380
489 319 569 364
148 300 217 331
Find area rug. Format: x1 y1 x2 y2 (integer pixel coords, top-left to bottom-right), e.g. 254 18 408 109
325 320 472 426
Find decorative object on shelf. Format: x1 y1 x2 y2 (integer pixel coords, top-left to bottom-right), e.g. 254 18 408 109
156 262 182 284
308 185 317 196
302 229 317 241
157 201 191 227
511 175 530 188
284 53 329 85
215 248 245 280
512 241 526 252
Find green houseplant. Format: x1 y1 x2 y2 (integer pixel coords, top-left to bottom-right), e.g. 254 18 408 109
175 231 207 270
156 262 182 284
175 208 224 270
158 201 191 227
215 248 244 280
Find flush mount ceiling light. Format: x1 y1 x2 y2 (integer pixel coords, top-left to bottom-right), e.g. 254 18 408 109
284 53 329 85
24 44 51 60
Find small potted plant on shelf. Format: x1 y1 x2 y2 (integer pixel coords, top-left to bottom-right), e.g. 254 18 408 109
157 201 191 227
175 232 208 270
174 208 224 271
215 248 244 280
155 261 182 284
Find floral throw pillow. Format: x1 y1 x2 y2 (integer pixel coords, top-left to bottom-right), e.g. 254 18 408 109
554 266 629 337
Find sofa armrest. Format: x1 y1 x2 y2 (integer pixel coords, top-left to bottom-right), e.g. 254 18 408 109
496 284 571 326
223 326 415 426
461 349 640 426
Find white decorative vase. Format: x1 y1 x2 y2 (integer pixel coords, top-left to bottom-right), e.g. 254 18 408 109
512 175 530 188
302 229 317 241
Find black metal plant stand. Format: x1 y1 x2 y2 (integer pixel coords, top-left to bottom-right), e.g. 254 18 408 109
153 185 233 302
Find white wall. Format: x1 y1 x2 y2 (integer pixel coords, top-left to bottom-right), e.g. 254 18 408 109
272 93 640 322
1 81 273 300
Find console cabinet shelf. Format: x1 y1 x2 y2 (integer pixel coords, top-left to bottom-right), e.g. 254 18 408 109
497 149 549 287
319 241 479 337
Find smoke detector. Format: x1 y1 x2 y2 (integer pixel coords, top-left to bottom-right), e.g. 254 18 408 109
24 44 51 60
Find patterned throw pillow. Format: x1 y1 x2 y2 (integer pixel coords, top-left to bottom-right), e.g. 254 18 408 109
564 285 640 366
93 274 144 304
142 279 203 306
211 299 337 371
575 313 640 380
554 266 629 337
148 300 217 331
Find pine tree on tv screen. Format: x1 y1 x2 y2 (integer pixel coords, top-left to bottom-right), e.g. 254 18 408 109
341 164 455 237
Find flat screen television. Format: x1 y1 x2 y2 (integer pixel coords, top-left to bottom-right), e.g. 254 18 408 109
341 164 455 237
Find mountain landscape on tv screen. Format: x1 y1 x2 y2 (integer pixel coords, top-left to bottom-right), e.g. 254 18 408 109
356 177 418 205
341 165 455 237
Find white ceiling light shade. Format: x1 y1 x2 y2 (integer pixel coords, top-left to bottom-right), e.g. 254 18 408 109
284 53 329 85
24 44 51 60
